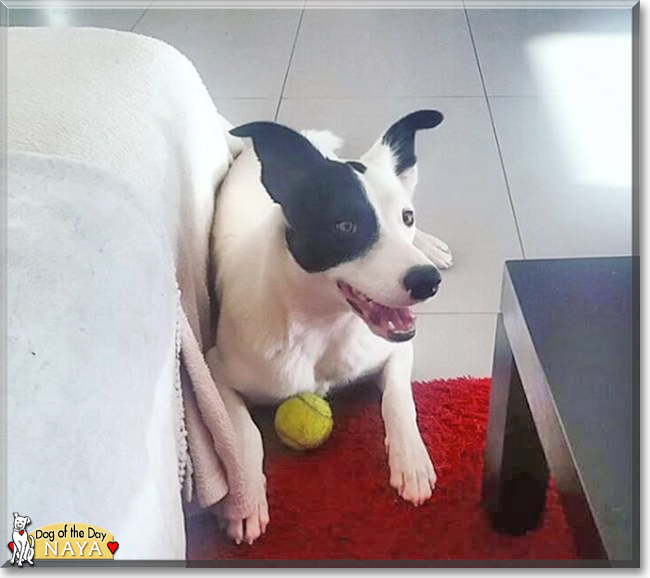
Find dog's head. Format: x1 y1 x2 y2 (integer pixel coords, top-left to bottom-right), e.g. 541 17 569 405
13 513 30 531
230 110 444 342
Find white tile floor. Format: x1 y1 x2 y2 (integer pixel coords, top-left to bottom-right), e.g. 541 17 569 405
9 3 635 380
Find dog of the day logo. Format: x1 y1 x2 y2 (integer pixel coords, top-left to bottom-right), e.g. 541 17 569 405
8 513 34 567
8 514 119 564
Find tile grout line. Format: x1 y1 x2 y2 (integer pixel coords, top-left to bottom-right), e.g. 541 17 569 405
462 6 528 260
130 7 148 31
273 4 306 121
279 95 491 100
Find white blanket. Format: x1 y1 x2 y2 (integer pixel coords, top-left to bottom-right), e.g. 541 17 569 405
7 27 248 559
8 151 184 560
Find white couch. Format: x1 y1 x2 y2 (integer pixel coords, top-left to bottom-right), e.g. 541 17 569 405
6 27 239 560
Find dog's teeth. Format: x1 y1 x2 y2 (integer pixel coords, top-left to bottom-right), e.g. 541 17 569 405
387 321 395 331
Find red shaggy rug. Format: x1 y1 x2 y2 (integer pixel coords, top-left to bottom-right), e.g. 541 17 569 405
187 378 578 562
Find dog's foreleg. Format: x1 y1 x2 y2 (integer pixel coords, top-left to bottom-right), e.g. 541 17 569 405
27 538 34 565
10 543 16 564
207 365 269 546
379 343 436 506
414 228 453 269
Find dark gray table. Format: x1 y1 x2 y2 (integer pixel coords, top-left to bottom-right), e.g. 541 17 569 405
482 257 638 565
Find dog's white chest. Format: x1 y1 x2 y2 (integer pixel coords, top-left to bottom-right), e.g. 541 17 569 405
313 322 392 391
215 312 392 403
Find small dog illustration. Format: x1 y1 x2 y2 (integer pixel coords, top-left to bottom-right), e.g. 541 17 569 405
10 512 35 566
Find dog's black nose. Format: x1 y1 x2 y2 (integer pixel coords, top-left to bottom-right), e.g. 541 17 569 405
403 265 441 301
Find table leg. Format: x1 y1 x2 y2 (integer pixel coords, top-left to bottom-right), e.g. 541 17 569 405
482 314 550 534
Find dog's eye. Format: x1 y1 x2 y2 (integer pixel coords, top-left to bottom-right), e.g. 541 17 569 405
334 220 357 235
402 209 415 227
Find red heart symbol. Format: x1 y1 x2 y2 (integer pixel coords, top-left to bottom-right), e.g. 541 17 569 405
7 542 14 552
19 531 24 536
107 541 118 554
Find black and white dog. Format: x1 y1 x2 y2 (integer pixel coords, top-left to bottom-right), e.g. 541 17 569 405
209 110 452 544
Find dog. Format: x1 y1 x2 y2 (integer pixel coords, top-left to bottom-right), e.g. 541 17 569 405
208 110 452 545
10 512 35 566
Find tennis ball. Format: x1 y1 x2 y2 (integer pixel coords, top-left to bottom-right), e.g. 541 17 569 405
274 393 333 450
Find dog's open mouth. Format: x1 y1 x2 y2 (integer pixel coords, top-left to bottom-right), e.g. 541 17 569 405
337 281 416 342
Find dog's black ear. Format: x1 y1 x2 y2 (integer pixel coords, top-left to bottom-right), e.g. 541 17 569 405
381 110 443 176
362 110 443 194
346 160 367 174
24 517 30 525
230 122 326 207
13 512 18 518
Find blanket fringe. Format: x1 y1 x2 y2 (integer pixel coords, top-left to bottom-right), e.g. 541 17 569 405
174 289 192 493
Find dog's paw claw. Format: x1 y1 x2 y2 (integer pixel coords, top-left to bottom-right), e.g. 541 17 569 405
214 479 269 546
243 501 269 545
433 251 453 270
387 434 436 506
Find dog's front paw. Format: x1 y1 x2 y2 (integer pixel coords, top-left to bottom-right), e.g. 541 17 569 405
415 231 453 269
386 433 436 506
213 477 269 546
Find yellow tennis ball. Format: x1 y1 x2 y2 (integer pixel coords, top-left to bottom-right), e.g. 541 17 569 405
274 393 333 450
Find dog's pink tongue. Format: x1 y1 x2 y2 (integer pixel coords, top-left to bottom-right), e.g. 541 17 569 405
369 302 415 336
337 281 416 341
